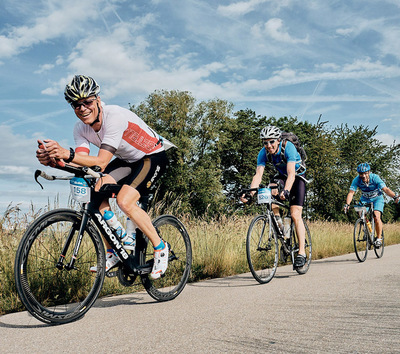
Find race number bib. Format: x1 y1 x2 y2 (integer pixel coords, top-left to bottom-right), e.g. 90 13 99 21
70 177 90 202
258 188 271 204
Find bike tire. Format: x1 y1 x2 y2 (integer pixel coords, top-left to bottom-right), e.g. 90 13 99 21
141 215 192 302
353 219 368 262
291 219 312 274
374 230 384 258
246 215 278 284
14 209 105 324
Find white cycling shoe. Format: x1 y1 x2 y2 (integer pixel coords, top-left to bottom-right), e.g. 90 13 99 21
150 244 169 279
90 251 120 273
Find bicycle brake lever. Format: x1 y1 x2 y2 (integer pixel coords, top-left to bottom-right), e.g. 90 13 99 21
34 170 44 189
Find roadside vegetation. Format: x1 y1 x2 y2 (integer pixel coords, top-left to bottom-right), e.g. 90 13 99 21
1 203 399 316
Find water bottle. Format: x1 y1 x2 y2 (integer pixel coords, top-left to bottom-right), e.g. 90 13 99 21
283 216 291 239
103 210 126 240
124 217 137 250
276 215 284 232
366 220 372 234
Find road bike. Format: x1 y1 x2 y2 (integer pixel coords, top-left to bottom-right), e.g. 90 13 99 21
243 186 312 284
14 164 192 325
353 202 384 262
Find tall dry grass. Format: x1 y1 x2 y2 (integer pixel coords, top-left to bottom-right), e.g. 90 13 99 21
1 203 399 316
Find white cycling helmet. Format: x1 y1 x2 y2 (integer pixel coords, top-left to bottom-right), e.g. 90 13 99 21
260 126 282 140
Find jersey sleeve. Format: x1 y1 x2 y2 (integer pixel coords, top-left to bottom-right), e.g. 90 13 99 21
257 148 267 166
73 122 90 154
373 174 386 189
283 141 299 162
349 177 359 191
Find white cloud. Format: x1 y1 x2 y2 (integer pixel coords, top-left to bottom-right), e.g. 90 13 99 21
218 0 291 17
252 18 309 44
0 0 101 59
0 165 31 175
376 133 399 146
34 63 54 74
336 28 354 36
218 0 268 17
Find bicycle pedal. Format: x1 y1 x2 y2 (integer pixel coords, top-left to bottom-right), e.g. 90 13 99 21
106 271 118 278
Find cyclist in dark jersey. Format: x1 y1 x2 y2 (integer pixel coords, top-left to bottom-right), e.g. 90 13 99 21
241 125 308 268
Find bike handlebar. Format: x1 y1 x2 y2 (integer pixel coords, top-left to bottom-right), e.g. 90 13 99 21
34 164 102 189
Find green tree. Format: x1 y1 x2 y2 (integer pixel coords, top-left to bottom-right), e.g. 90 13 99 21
131 90 234 216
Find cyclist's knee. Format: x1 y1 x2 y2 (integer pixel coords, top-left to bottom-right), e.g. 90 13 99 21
290 205 303 220
116 185 140 212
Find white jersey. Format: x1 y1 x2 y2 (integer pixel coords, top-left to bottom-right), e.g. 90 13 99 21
73 104 164 163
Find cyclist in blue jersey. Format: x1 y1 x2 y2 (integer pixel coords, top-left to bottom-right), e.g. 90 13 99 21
240 125 308 268
344 162 399 247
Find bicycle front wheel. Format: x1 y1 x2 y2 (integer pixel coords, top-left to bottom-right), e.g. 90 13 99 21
246 215 278 284
141 215 192 302
353 219 368 262
374 230 384 258
14 209 105 324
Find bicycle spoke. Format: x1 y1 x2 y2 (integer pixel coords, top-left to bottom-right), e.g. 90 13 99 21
353 219 368 262
246 215 278 284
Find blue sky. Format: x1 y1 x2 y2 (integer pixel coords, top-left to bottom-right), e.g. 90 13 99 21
1 0 400 213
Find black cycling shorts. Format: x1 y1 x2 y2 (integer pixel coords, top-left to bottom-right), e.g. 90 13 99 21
275 175 306 207
104 151 168 196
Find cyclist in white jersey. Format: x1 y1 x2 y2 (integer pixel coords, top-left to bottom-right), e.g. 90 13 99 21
36 75 169 279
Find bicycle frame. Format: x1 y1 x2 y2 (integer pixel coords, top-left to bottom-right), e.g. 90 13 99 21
244 186 292 254
354 202 375 244
37 165 153 276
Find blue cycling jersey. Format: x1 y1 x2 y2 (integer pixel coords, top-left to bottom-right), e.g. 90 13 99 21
257 140 304 176
349 173 386 200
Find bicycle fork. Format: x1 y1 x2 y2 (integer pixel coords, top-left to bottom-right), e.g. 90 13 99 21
56 207 91 271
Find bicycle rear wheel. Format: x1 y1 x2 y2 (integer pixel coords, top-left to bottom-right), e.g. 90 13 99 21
374 231 384 258
291 220 312 275
353 219 368 262
141 215 192 301
246 215 278 284
14 209 105 324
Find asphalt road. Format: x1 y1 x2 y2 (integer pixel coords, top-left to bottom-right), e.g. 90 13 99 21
1 244 400 353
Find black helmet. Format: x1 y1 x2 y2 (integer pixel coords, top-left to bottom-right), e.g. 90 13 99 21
64 75 100 103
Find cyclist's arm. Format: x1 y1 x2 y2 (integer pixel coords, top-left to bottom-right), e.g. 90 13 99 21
73 148 114 171
283 161 296 192
382 186 399 202
345 190 355 205
250 165 265 191
42 139 113 171
240 165 264 203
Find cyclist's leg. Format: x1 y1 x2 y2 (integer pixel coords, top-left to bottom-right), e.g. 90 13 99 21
291 205 305 254
95 174 117 250
372 198 384 243
117 186 161 247
113 152 168 279
288 177 307 267
115 151 167 248
289 177 306 255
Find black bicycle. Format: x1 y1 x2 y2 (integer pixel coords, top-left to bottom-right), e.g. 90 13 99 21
14 164 192 325
353 202 384 262
243 186 312 284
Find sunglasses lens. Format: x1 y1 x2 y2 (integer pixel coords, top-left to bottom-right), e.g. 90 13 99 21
72 99 95 109
264 140 275 145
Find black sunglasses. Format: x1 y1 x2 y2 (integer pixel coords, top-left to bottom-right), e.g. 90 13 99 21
263 139 276 146
71 98 97 110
